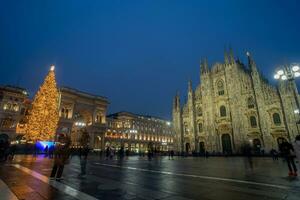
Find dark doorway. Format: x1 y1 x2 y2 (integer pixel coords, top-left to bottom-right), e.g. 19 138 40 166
185 143 190 153
199 142 205 154
221 134 232 154
253 139 261 154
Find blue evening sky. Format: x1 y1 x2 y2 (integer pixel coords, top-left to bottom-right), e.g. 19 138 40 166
1 0 300 119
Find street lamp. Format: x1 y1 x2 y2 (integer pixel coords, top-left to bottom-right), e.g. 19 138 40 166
274 63 300 136
274 64 300 80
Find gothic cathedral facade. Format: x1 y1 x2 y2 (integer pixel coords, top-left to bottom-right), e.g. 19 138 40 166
172 50 300 154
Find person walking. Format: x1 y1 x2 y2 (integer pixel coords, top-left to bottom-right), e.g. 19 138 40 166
50 134 71 181
78 146 89 178
279 140 297 177
44 145 49 157
170 150 174 160
105 146 110 160
293 135 300 170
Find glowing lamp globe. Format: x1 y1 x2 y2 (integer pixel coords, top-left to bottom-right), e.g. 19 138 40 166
277 70 284 76
294 72 300 77
274 74 280 79
281 75 287 80
292 65 300 72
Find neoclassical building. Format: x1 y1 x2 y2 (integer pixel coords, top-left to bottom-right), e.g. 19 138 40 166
0 85 30 141
57 87 109 149
173 50 300 154
105 111 174 153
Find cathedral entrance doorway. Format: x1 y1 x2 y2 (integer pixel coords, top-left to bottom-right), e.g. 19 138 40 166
185 143 190 153
199 142 205 154
253 139 261 154
221 134 232 154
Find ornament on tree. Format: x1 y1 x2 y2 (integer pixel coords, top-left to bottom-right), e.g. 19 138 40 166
25 65 60 141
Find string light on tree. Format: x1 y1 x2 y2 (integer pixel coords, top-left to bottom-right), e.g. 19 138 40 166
25 65 60 141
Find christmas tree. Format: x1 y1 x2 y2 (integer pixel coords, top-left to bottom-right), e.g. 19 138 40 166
25 65 60 141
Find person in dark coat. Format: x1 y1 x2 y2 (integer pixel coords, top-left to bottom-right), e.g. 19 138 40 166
78 146 89 177
50 135 71 180
279 140 297 176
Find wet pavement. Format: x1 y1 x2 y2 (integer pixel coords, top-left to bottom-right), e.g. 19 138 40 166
1 155 300 200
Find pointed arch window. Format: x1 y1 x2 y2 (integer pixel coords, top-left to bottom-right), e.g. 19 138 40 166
220 106 227 117
217 80 225 96
198 123 203 132
273 113 281 125
250 116 257 128
247 97 255 109
197 106 203 116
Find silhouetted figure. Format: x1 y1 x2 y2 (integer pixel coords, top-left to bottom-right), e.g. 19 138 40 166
105 146 110 160
279 140 297 177
170 150 174 160
48 145 54 158
50 135 71 181
119 147 124 159
33 143 38 156
79 146 89 178
205 151 210 158
293 135 300 171
44 145 49 157
270 149 279 160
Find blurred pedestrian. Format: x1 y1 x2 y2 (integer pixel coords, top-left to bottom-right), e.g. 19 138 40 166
105 146 110 160
170 150 174 160
0 140 4 161
293 135 300 170
48 144 54 158
78 146 89 178
44 145 49 157
50 134 71 181
270 149 279 160
3 141 10 161
279 140 297 177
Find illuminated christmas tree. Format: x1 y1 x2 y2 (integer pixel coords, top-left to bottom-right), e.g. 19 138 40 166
25 65 60 141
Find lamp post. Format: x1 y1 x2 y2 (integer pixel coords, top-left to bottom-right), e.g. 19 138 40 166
274 63 300 135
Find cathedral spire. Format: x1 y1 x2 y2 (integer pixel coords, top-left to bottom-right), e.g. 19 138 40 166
188 80 192 93
200 58 209 74
173 91 180 111
176 91 180 109
229 47 235 64
247 51 257 72
224 49 229 65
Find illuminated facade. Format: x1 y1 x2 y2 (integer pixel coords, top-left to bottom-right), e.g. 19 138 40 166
105 112 174 152
0 85 29 140
57 87 109 149
173 50 300 154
